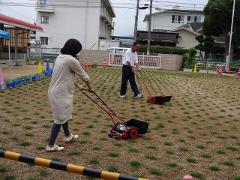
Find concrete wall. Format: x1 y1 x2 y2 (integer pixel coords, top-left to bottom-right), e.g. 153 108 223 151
79 49 108 65
79 50 183 71
160 54 183 71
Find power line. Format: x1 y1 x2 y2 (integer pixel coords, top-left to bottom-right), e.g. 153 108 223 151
4 6 35 21
26 0 206 6
0 4 205 11
152 0 206 6
0 1 206 8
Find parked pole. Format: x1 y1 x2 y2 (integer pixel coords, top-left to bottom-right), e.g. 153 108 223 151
225 0 236 71
14 32 17 66
147 0 153 55
8 39 11 69
0 150 147 180
134 0 140 41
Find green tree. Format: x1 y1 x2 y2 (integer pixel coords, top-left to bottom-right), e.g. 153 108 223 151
195 35 214 60
203 0 240 60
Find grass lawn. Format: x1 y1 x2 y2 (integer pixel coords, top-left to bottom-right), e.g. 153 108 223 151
0 67 240 180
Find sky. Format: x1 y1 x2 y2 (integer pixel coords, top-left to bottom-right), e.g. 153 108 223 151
0 0 208 36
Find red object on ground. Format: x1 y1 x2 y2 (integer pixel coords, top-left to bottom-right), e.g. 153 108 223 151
226 68 232 74
109 124 141 140
137 70 172 105
237 69 240 76
76 85 149 140
82 63 89 69
129 128 139 139
0 13 43 30
217 67 223 75
147 97 156 104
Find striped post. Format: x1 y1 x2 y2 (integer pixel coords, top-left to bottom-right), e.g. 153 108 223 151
0 150 147 180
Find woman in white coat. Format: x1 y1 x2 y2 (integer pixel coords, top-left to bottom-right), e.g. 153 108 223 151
46 39 93 152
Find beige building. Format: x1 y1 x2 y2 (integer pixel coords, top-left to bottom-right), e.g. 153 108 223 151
172 23 202 49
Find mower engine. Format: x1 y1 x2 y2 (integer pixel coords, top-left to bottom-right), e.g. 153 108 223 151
108 123 139 140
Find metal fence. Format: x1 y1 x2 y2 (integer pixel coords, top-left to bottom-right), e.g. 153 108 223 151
109 53 162 69
29 47 60 62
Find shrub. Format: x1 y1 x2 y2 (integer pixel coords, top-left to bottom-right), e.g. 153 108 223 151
139 45 188 55
183 48 197 68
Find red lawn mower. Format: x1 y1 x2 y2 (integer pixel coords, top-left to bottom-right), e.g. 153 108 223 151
75 83 149 140
136 70 172 105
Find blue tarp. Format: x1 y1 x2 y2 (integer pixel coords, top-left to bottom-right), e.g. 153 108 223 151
0 30 9 39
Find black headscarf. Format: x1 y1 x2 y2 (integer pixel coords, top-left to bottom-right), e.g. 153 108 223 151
60 39 82 58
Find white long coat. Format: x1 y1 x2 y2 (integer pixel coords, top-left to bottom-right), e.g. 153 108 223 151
48 54 89 124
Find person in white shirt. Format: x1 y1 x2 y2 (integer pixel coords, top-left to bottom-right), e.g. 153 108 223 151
120 42 142 98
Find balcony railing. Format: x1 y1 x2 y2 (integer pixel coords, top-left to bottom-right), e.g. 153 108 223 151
36 1 55 13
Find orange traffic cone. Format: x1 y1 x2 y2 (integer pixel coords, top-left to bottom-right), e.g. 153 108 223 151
217 67 223 75
226 68 232 74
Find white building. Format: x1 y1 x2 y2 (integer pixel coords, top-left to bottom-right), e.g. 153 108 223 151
144 8 204 49
144 9 204 32
36 0 115 50
172 23 202 49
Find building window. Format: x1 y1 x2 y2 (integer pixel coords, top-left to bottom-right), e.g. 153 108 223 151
187 16 192 23
194 16 198 22
40 0 46 5
196 16 202 22
187 16 202 23
40 37 48 45
172 15 184 23
41 16 49 24
172 15 175 23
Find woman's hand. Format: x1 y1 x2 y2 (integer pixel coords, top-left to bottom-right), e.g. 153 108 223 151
75 83 84 91
87 87 94 93
86 80 94 93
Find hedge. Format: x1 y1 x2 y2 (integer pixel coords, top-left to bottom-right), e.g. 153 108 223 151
139 45 188 55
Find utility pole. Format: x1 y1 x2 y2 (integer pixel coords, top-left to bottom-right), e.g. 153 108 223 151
134 0 140 41
147 0 153 55
226 0 236 71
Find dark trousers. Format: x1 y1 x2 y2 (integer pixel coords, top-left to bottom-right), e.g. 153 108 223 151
48 121 70 146
120 65 140 96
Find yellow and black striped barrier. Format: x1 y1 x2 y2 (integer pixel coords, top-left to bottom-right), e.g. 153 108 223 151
0 150 148 180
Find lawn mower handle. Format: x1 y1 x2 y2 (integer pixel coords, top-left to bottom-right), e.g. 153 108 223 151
135 70 158 97
75 82 125 125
